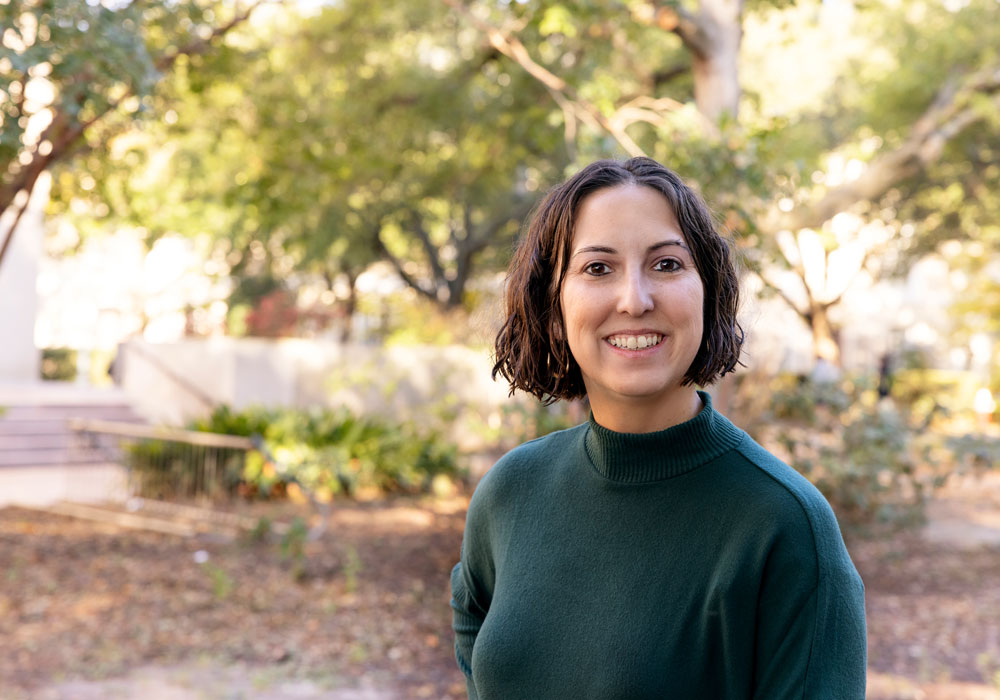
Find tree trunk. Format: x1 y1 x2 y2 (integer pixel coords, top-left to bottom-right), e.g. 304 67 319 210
341 270 358 343
691 0 743 121
808 305 841 367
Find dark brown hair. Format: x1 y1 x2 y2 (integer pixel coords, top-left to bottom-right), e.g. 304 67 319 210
492 156 744 403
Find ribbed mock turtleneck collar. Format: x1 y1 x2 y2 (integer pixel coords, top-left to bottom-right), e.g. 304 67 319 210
583 391 745 484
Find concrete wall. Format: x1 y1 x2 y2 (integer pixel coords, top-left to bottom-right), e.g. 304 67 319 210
119 339 516 450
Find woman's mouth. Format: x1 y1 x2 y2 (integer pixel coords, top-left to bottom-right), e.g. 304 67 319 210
605 333 663 351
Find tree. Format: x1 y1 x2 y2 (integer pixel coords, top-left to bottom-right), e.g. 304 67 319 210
45 0 999 356
443 0 1000 365
0 0 269 269
90 0 566 321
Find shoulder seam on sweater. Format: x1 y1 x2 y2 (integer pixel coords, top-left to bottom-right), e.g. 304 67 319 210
734 441 823 697
735 441 824 589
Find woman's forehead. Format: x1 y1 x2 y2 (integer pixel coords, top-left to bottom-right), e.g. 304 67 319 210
571 185 686 250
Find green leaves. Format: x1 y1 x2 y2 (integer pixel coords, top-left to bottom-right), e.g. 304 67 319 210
198 404 461 499
539 5 577 37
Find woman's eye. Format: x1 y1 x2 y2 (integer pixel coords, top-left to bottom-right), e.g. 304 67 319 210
584 262 611 276
655 258 682 272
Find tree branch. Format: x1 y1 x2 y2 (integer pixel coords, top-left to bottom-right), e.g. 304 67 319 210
772 64 1000 233
409 212 448 284
651 3 710 58
441 0 647 157
609 95 695 131
651 62 690 89
0 0 272 268
155 0 273 71
0 193 31 269
374 230 441 303
756 271 806 318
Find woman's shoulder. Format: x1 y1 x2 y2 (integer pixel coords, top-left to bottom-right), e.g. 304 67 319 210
729 436 838 525
722 433 857 578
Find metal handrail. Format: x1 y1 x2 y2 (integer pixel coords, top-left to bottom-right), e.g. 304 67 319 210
68 418 254 450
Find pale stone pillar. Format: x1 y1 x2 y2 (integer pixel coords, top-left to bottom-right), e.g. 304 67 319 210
0 173 48 382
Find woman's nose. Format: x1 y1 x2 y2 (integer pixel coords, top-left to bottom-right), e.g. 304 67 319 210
616 271 654 316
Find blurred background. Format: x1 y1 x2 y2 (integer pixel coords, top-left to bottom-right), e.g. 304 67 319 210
1 0 999 698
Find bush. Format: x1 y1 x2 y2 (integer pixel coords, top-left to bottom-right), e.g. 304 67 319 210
734 373 957 534
41 348 76 381
195 405 460 500
123 440 246 500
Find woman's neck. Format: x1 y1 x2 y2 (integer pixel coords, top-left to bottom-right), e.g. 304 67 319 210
589 386 703 433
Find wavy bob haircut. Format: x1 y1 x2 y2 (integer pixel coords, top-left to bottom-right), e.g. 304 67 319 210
492 156 744 403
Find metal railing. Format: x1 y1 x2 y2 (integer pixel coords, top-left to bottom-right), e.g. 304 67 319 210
70 418 254 500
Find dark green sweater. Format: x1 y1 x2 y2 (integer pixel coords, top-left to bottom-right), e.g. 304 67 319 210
451 392 866 699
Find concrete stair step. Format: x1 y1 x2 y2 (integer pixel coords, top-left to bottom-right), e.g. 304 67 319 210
0 433 76 450
0 404 141 421
0 396 145 469
0 420 76 436
0 448 108 468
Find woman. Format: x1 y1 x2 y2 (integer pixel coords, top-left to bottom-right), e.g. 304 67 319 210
450 157 867 699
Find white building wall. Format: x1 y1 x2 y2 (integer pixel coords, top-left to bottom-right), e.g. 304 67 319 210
0 174 48 381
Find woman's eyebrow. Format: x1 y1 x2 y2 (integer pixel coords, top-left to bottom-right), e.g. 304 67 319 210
648 239 690 252
571 239 689 257
572 245 617 257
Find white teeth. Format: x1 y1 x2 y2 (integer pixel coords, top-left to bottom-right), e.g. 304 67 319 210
607 334 662 350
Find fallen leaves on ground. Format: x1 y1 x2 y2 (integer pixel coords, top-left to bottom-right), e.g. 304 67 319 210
1 495 999 699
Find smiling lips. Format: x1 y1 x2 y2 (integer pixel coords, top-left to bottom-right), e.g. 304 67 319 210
605 333 664 350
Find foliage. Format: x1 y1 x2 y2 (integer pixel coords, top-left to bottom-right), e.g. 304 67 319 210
46 0 998 361
194 404 461 499
16 0 998 386
494 400 582 450
0 0 261 266
735 372 967 534
123 440 245 500
243 288 302 338
40 347 76 381
248 515 272 542
201 561 234 600
76 0 564 321
279 516 308 581
342 544 362 594
946 434 1000 472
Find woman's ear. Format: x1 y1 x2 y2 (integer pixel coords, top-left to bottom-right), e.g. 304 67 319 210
549 308 564 342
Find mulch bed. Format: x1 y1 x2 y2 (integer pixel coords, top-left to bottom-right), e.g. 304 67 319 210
1 497 999 699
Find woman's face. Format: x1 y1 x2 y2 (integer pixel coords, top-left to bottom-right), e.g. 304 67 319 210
559 184 704 419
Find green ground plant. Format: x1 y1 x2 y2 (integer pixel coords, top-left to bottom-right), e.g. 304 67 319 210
279 517 308 582
201 562 234 600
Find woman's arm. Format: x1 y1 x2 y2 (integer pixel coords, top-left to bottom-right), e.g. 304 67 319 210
751 500 867 699
450 464 503 700
450 561 487 700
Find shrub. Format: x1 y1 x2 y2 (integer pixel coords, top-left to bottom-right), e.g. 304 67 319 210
187 405 459 500
733 373 959 534
41 348 76 381
123 440 246 500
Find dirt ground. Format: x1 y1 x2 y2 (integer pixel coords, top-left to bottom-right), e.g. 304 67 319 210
1 475 1000 700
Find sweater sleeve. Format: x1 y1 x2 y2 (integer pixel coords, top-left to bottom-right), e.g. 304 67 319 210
450 562 485 700
450 474 498 700
751 496 867 700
